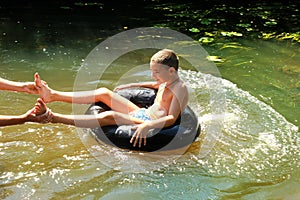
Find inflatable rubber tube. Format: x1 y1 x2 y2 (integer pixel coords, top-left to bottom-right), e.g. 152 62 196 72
86 87 201 152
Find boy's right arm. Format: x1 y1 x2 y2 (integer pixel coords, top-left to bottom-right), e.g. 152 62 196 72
114 81 158 91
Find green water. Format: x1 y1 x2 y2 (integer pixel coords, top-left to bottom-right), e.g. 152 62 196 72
1 1 300 200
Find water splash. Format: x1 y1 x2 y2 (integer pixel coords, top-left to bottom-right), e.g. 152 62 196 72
183 70 299 183
78 68 299 184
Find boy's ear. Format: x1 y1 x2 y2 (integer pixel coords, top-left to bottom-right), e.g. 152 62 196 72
169 67 176 73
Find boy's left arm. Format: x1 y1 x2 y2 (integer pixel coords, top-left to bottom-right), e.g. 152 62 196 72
130 85 188 147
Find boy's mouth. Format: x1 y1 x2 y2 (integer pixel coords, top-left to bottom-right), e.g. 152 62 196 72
155 78 162 83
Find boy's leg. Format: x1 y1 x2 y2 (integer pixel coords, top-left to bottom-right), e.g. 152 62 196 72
93 88 140 114
51 110 143 128
35 98 143 128
35 73 140 114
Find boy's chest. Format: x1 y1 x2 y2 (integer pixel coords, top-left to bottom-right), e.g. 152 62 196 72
155 86 173 103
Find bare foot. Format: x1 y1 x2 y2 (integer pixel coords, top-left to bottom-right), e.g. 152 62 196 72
34 72 52 103
34 98 53 123
35 98 47 116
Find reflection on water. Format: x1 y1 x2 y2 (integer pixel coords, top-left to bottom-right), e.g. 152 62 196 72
209 39 300 128
0 22 300 200
101 69 299 200
2 63 299 199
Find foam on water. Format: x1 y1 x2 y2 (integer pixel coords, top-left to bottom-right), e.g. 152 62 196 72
79 69 299 179
183 70 299 183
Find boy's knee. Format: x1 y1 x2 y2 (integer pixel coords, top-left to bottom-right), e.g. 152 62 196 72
101 110 116 120
95 87 109 94
95 87 113 99
97 111 116 126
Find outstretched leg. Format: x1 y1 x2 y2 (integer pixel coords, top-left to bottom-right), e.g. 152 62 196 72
34 98 144 128
34 73 140 114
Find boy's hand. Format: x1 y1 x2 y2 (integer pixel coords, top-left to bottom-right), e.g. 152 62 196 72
130 123 150 148
113 84 132 92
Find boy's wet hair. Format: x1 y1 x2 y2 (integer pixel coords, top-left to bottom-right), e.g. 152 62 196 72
151 49 179 71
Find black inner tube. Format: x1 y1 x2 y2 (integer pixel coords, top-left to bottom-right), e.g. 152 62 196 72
86 87 201 152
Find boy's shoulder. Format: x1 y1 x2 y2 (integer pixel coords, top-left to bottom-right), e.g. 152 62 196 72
178 79 187 88
170 79 187 93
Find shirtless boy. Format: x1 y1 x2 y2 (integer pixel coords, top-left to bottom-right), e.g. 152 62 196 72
34 49 189 147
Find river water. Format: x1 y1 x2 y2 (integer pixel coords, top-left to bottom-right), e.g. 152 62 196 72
0 2 299 200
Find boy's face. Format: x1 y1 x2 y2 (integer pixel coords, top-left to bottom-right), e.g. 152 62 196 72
150 63 173 84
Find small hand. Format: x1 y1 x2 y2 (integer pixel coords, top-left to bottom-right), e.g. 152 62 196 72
22 82 39 94
113 84 131 92
130 123 150 148
113 86 121 92
23 108 38 122
23 107 52 124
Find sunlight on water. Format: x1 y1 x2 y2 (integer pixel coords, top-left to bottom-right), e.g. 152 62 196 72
1 34 299 199
75 68 300 198
183 70 299 175
0 124 92 199
176 70 299 199
1 69 299 199
92 69 300 199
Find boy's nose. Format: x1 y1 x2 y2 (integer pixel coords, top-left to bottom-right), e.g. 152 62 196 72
151 72 155 79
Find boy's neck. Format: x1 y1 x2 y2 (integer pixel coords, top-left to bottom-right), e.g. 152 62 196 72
166 75 180 87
